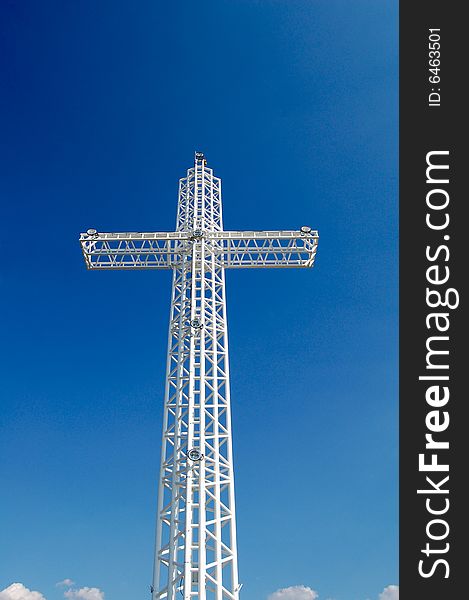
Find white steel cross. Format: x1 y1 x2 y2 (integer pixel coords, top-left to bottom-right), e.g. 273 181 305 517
79 152 319 600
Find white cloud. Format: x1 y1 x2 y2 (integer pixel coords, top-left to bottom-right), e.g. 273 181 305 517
268 586 319 600
64 588 104 600
56 582 74 589
378 585 399 600
0 583 46 600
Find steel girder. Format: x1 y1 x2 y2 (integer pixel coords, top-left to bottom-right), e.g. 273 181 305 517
79 230 318 270
79 154 318 600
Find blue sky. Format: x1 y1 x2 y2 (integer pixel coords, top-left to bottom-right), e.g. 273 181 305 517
0 2 398 600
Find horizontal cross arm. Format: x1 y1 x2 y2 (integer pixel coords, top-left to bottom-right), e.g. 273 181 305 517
79 229 318 270
210 230 318 268
79 231 187 269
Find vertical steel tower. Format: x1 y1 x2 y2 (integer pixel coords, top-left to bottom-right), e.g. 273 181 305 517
79 153 319 599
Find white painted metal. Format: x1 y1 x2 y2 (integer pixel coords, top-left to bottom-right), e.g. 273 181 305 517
79 230 318 270
79 153 319 599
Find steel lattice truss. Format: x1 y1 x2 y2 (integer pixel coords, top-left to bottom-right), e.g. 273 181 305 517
79 154 319 600
79 231 317 270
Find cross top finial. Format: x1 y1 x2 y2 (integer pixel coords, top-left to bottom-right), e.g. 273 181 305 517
194 151 206 166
